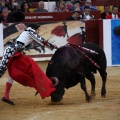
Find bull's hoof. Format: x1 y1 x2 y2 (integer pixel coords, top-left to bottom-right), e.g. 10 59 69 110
101 90 106 98
2 97 15 105
50 101 63 105
86 96 92 102
101 94 106 98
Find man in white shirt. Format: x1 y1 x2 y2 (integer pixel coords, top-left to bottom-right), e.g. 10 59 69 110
80 6 94 21
111 5 119 19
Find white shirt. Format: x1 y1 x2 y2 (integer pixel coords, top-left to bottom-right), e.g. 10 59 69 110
80 13 94 20
112 14 118 19
16 27 36 46
85 15 91 20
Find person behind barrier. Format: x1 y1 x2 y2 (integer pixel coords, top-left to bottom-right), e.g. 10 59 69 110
0 7 15 23
67 10 80 20
69 1 81 11
80 6 94 21
34 1 48 12
81 0 97 11
106 5 120 19
101 4 112 19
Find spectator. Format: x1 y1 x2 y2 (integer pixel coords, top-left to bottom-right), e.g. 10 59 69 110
69 1 81 11
111 5 120 19
21 2 30 13
0 0 6 13
106 5 120 19
81 0 97 11
0 7 16 23
80 6 94 21
101 4 112 19
56 0 64 7
54 1 68 12
5 0 20 12
67 11 80 20
34 1 48 12
15 0 28 5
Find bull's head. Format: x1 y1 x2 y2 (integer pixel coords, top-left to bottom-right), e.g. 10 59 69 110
50 77 65 103
46 48 67 103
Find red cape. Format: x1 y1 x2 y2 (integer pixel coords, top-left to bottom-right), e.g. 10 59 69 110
7 52 55 99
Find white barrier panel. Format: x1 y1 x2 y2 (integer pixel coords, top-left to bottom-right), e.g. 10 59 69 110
103 19 120 66
0 24 3 57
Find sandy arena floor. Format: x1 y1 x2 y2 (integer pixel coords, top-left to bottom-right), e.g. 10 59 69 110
0 66 120 120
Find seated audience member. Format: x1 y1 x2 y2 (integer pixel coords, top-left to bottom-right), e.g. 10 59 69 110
0 7 16 23
69 1 81 11
5 0 20 12
101 4 112 19
54 1 68 12
21 2 30 13
67 11 80 20
15 0 28 5
56 0 64 6
106 5 120 19
34 1 48 12
81 0 97 11
80 6 94 21
0 0 6 13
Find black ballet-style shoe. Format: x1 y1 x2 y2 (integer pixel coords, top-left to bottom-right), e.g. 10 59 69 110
1 97 15 105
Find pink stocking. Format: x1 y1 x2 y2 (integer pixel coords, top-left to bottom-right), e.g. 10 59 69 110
3 82 12 100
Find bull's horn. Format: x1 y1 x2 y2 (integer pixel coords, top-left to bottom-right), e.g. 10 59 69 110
50 77 59 86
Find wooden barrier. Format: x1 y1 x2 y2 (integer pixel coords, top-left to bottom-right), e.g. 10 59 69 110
23 11 101 22
85 20 103 48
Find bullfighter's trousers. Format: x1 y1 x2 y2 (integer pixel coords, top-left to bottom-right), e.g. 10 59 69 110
0 42 24 77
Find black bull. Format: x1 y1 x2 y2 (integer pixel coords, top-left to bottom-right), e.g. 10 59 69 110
46 42 107 102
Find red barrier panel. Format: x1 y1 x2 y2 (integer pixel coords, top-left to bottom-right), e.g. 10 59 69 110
23 11 101 22
85 20 103 48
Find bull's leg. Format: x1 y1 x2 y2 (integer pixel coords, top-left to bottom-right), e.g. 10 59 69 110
79 76 91 102
85 73 96 99
99 70 107 98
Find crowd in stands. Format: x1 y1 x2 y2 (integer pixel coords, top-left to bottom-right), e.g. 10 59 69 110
0 0 120 23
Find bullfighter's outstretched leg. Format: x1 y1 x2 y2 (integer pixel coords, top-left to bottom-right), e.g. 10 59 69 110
79 76 91 102
2 76 15 105
85 73 96 99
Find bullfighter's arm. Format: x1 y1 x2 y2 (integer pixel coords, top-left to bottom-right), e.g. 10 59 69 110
26 28 57 50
